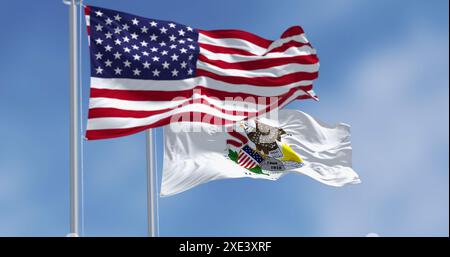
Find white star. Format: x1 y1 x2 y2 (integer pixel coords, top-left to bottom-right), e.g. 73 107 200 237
142 51 150 56
152 69 160 77
169 35 177 42
131 33 139 39
178 39 185 44
142 61 151 69
180 61 187 69
179 48 187 54
159 41 167 47
104 45 112 51
114 27 122 34
132 18 139 25
178 29 185 36
171 69 179 77
188 54 193 60
95 52 103 60
114 67 122 75
140 40 148 47
171 54 179 61
187 68 193 75
133 54 141 61
141 26 148 33
113 52 122 59
95 24 103 31
96 66 103 74
150 47 158 52
187 38 193 42
95 38 103 45
122 36 130 43
105 18 113 25
169 44 177 49
95 10 103 17
105 32 113 39
149 21 158 27
161 50 168 56
133 68 141 76
168 23 176 28
114 39 122 45
105 59 112 67
152 56 160 62
132 44 139 50
187 26 193 32
188 44 195 50
123 60 131 67
162 61 170 69
123 47 131 53
150 34 158 41
160 27 168 34
114 14 122 21
122 24 130 31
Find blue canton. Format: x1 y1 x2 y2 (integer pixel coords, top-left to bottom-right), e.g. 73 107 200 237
88 6 199 80
242 145 264 163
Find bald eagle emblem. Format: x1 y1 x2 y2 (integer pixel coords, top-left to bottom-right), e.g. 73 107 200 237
227 119 305 175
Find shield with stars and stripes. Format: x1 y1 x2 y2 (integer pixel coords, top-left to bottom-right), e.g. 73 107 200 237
237 145 264 169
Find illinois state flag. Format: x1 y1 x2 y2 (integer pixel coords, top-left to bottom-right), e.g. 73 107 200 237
84 5 319 140
162 110 360 196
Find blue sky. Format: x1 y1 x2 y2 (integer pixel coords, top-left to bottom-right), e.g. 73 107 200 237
0 0 448 236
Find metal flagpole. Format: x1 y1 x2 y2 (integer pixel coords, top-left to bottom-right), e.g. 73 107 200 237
146 129 156 237
65 0 79 237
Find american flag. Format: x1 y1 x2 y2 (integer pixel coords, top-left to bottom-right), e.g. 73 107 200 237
84 5 319 140
238 145 264 169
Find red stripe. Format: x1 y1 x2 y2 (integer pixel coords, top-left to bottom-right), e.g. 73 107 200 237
265 41 312 55
199 30 272 48
244 159 255 169
281 26 304 38
89 107 168 118
257 86 314 116
228 139 243 148
84 5 90 15
239 156 249 165
245 162 255 169
198 54 319 70
86 112 238 140
296 94 315 100
196 69 319 86
228 131 248 144
200 43 256 56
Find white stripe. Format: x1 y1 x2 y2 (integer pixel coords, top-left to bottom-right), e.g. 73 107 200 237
87 103 247 130
89 94 270 113
85 15 91 46
240 156 250 165
197 61 319 78
198 33 267 55
199 45 317 63
267 34 309 52
90 77 313 97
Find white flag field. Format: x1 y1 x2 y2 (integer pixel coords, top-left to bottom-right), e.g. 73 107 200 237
162 109 360 196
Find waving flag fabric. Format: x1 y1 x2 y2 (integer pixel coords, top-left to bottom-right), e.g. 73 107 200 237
162 110 360 196
84 5 319 140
